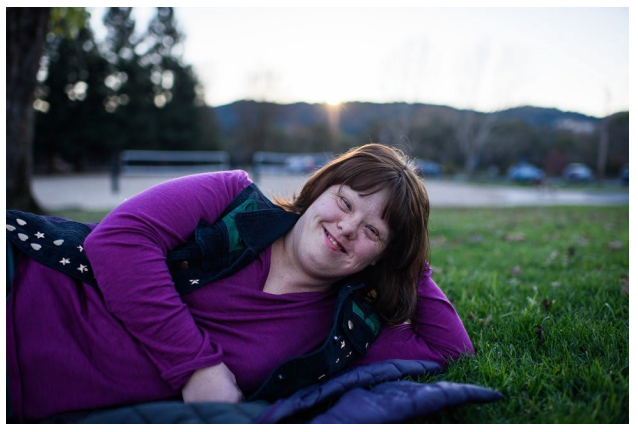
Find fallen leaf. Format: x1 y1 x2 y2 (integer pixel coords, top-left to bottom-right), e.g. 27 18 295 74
478 314 493 326
468 234 484 243
511 265 522 276
430 236 448 247
505 233 526 242
574 236 588 247
608 241 624 250
567 246 576 258
551 281 562 288
535 324 544 346
430 265 444 275
541 298 554 311
620 275 628 296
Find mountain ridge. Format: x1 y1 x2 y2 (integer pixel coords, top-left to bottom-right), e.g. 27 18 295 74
212 100 610 135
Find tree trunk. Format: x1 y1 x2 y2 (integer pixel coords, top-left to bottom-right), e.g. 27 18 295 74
596 118 609 186
457 111 496 179
6 7 50 212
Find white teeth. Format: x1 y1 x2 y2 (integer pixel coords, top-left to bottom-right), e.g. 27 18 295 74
330 237 340 250
325 229 345 252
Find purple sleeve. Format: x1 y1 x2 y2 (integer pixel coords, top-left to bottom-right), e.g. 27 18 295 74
355 263 474 368
84 170 252 390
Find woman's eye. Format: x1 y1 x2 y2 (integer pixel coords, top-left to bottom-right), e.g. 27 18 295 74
366 226 380 238
339 197 351 211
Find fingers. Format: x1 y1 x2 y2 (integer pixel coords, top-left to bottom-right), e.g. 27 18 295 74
182 362 245 404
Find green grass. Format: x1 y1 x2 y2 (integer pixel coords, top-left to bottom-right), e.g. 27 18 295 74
419 205 629 423
51 205 629 423
50 209 113 223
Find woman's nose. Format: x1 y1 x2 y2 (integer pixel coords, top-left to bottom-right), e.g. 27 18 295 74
337 217 358 238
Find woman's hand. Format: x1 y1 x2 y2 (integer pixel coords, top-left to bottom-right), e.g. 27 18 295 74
182 363 245 404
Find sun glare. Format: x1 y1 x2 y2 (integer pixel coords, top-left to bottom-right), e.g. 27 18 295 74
325 99 342 107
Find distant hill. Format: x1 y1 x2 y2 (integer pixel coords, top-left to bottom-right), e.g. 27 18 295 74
212 101 603 136
495 106 601 129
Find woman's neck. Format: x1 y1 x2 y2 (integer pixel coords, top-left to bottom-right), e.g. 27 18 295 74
263 235 334 295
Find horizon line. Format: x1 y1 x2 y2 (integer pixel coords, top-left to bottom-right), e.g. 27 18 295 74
210 99 627 119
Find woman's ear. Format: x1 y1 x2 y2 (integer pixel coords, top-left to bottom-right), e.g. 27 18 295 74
370 257 383 266
370 253 388 266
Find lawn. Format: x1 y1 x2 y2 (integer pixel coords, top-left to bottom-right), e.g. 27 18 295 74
51 205 629 423
419 205 629 423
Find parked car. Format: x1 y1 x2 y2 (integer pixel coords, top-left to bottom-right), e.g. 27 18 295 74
562 163 593 183
507 163 544 183
285 154 332 174
413 159 441 178
620 164 629 185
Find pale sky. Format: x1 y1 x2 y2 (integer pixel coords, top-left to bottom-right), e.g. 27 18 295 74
90 6 629 118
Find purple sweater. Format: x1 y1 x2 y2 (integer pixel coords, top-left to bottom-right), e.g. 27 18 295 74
6 170 473 421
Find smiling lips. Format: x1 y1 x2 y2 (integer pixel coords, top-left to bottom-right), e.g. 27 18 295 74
324 228 346 253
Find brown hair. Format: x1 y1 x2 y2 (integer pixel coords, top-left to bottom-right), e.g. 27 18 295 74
274 144 430 324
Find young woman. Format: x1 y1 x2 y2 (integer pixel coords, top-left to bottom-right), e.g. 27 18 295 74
6 144 473 421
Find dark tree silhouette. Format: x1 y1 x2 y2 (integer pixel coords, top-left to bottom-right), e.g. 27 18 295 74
6 7 51 211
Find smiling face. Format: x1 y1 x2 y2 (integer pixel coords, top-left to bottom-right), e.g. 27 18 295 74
289 184 391 283
273 144 430 321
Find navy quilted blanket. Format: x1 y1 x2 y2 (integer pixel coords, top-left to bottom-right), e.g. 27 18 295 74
47 360 501 424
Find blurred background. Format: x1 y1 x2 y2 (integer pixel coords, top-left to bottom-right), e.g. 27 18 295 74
6 7 629 212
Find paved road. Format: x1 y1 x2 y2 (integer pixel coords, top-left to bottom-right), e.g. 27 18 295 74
31 172 629 211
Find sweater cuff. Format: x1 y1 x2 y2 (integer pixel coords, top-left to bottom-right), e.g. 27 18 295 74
160 336 225 390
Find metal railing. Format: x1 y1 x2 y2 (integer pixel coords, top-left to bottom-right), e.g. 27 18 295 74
111 150 230 193
252 151 333 183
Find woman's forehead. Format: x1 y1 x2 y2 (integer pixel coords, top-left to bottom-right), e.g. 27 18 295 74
337 185 391 219
335 183 386 197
